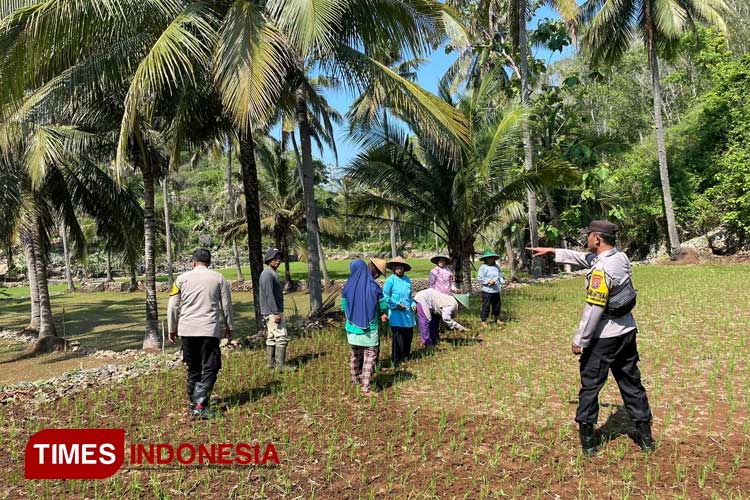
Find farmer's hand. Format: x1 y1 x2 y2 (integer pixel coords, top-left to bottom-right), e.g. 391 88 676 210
168 331 178 344
225 328 234 339
397 304 407 310
274 314 282 324
571 343 582 355
381 314 388 323
526 247 556 257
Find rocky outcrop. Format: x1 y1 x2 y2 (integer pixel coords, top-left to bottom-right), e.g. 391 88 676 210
707 226 743 255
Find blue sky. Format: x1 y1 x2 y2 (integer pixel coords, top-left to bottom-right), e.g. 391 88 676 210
317 5 576 170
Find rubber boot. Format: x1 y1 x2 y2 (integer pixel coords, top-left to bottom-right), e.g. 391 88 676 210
266 345 276 369
274 345 294 371
579 422 599 456
191 383 213 420
635 421 655 452
187 372 200 415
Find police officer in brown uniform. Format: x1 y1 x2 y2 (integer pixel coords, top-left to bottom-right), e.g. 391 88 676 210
529 221 654 455
168 249 234 419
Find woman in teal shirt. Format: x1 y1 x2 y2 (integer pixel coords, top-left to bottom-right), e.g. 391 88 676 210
341 258 387 395
383 257 416 366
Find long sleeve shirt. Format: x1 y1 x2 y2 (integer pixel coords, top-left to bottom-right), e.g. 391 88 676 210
413 288 466 331
428 266 455 295
383 274 416 327
259 267 283 316
554 248 637 348
167 266 234 338
477 264 504 294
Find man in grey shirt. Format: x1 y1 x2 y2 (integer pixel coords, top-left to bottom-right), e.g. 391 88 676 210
168 248 234 419
529 220 653 456
260 248 291 370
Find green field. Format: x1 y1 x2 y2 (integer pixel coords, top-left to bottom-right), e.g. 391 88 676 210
2 263 750 497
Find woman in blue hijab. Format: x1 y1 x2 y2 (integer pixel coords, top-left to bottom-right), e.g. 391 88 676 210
341 258 387 395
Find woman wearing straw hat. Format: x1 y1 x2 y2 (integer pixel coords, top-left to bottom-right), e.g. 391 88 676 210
341 258 388 395
477 250 505 328
428 254 459 295
413 289 470 346
383 256 416 366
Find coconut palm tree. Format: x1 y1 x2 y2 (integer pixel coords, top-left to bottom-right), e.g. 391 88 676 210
579 0 729 256
348 78 573 290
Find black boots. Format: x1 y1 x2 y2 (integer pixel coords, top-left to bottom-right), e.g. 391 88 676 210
635 421 655 452
579 423 599 456
266 345 276 369
191 382 213 420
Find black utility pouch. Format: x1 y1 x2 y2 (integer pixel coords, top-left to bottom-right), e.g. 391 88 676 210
605 279 637 317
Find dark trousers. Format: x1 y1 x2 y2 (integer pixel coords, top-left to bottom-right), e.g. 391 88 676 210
182 336 222 407
391 326 413 365
480 292 501 321
576 330 652 425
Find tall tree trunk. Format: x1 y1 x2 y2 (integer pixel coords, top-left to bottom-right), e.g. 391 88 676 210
389 208 398 258
281 235 293 291
226 139 245 282
296 88 323 315
434 219 439 253
504 235 517 281
162 173 174 288
60 224 74 291
238 129 264 330
32 215 62 352
21 232 40 332
129 260 137 287
106 249 113 282
317 229 330 288
518 0 542 277
5 241 13 276
644 10 681 257
141 165 161 351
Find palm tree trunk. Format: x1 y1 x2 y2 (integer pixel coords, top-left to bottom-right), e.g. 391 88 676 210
106 249 113 281
129 260 137 287
295 88 323 315
32 214 62 352
504 235 517 281
5 241 13 276
281 236 293 291
389 208 398 258
21 232 40 332
316 229 330 288
645 9 681 257
238 129 264 330
60 224 75 291
162 173 174 288
226 139 245 282
141 165 161 351
518 0 542 277
434 219 439 253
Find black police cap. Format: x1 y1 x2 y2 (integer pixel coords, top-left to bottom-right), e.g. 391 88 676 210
581 220 618 236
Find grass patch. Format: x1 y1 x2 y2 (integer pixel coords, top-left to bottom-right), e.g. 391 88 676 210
3 264 749 497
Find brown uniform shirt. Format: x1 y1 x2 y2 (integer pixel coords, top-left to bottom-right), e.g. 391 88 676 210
167 266 234 338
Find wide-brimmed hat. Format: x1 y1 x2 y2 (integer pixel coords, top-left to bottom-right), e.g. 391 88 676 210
454 293 470 309
580 220 618 236
478 250 500 262
386 256 412 272
430 254 450 265
264 247 283 264
369 257 387 276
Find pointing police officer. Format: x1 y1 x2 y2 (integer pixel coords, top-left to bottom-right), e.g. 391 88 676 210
529 220 654 456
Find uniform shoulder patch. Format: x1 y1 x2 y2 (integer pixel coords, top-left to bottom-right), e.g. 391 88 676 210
586 269 609 306
169 283 180 296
